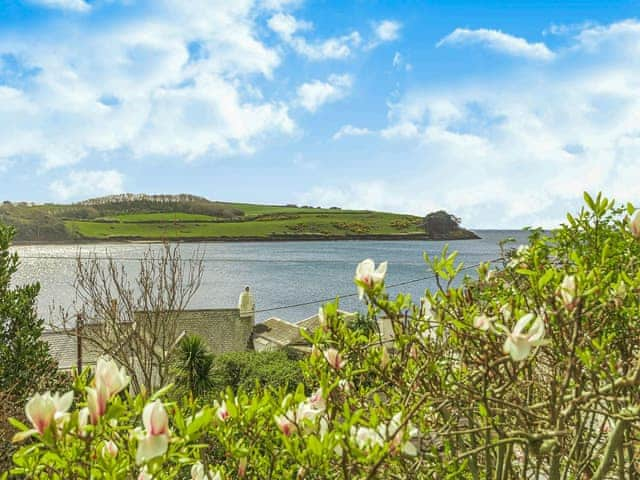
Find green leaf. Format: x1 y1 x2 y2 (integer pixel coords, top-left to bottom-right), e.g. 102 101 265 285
584 192 596 211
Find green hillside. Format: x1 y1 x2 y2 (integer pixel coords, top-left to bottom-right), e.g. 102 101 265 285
0 194 477 242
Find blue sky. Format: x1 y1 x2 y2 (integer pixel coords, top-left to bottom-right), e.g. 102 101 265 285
1 0 640 228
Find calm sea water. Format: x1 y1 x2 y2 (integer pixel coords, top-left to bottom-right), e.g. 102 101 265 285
12 230 531 324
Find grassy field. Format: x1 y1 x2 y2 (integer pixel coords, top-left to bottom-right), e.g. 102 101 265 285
2 196 477 242
68 210 426 240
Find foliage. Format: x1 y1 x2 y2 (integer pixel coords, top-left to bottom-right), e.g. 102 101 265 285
0 223 65 472
6 193 640 479
0 223 59 396
423 209 463 237
171 335 215 399
207 349 304 395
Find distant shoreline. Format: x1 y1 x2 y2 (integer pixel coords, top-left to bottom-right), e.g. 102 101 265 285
13 231 481 246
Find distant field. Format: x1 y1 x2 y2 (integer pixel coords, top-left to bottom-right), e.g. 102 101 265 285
67 211 425 240
3 195 479 242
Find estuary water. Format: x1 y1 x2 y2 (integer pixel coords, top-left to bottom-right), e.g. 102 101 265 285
12 230 530 324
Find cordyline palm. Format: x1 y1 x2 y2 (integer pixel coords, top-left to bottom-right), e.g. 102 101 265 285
172 335 214 398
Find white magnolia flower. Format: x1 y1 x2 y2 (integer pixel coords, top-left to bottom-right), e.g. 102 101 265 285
191 462 208 480
275 413 297 436
323 348 346 370
507 245 529 268
352 426 384 451
136 400 170 464
502 313 546 362
355 259 388 300
95 356 130 398
15 391 74 441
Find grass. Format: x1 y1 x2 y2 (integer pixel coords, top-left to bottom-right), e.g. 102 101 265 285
67 211 426 240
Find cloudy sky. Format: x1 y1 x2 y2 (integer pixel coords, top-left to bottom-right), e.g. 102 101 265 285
1 0 639 228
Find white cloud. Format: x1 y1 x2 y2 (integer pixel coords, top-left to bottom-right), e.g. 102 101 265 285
269 12 406 60
297 74 353 112
374 20 401 42
267 13 311 40
333 124 372 140
27 0 91 12
49 170 125 201
304 20 640 228
0 2 295 170
437 28 555 60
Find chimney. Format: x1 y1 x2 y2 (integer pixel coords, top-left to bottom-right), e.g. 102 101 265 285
238 286 255 325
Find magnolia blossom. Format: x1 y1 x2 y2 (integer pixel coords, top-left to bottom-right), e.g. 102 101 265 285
323 348 346 370
87 356 130 425
352 426 384 451
308 388 325 411
473 313 494 331
102 440 119 458
502 313 546 362
19 391 73 439
216 401 229 422
559 275 577 310
96 356 130 397
386 412 419 456
87 382 109 425
507 245 529 268
275 414 297 436
631 211 640 238
276 388 326 436
355 259 388 300
136 400 170 465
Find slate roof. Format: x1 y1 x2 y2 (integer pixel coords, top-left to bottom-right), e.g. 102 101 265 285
252 317 307 347
42 330 101 370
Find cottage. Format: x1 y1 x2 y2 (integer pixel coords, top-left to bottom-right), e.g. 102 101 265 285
44 289 256 372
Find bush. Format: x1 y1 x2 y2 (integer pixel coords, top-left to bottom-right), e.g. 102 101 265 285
208 349 304 395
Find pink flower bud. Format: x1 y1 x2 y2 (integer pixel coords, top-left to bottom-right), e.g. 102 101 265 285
275 414 297 436
631 211 640 239
216 401 229 422
87 382 109 424
238 457 247 477
102 440 118 458
143 400 169 436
